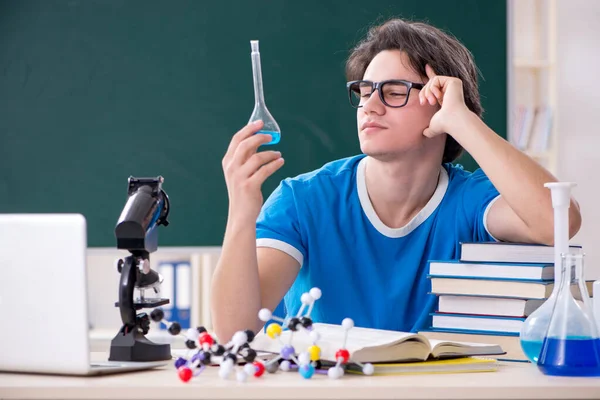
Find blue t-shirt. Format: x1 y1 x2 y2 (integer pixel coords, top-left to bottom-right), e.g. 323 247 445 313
256 154 500 333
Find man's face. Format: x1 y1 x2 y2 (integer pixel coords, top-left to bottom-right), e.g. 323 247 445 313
357 50 442 161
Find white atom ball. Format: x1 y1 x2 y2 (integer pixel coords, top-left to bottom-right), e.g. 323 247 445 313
327 366 344 379
243 363 256 376
298 352 310 366
309 287 322 300
280 360 291 371
258 308 272 321
232 331 248 346
301 293 312 304
341 318 354 330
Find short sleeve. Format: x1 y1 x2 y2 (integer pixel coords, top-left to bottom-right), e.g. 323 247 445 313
256 179 306 267
461 168 502 242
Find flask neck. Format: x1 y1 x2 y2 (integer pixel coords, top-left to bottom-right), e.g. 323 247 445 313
555 254 575 298
251 53 266 106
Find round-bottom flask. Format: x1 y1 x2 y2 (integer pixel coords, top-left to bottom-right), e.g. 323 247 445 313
537 253 600 376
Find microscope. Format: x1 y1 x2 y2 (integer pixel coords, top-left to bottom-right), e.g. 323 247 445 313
109 176 172 362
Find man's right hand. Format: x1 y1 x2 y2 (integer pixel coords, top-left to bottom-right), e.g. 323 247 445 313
222 120 285 224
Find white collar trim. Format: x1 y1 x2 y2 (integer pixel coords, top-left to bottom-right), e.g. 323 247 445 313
356 157 449 238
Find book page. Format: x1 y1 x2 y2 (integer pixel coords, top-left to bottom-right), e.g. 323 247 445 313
314 323 422 350
252 323 426 362
429 339 504 358
429 339 500 349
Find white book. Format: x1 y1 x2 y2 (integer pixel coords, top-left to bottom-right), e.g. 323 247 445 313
438 295 544 317
460 242 582 264
432 314 524 334
428 260 553 280
419 330 526 361
252 323 504 363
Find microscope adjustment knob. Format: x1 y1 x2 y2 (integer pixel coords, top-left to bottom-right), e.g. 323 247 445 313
150 308 164 322
116 259 124 273
137 313 150 335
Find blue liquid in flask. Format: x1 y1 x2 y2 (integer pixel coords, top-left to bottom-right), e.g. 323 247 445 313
257 130 280 145
520 340 544 363
537 336 600 376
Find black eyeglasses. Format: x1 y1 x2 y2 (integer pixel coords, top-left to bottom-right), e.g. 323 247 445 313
346 79 425 108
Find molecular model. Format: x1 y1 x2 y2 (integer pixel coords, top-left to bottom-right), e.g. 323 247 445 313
152 286 374 383
150 308 266 383
257 287 374 379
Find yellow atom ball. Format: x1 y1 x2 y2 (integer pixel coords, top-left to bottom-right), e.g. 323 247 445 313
266 323 282 339
308 345 321 361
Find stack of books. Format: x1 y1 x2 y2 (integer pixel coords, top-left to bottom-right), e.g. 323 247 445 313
419 242 586 362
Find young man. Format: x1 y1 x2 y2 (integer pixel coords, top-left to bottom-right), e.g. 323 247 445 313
211 19 582 342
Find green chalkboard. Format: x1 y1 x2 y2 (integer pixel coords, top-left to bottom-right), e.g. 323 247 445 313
0 0 506 247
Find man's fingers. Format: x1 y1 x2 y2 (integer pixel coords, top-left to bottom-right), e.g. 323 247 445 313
249 157 285 186
231 133 274 167
425 64 437 79
225 120 264 160
423 127 436 137
430 84 443 105
238 151 283 179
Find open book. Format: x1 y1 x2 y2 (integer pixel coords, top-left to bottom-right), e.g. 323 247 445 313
252 323 505 363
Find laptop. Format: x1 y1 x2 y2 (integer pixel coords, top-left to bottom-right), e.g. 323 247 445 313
0 213 169 375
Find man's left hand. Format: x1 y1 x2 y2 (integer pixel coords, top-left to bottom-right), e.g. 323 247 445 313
420 64 471 138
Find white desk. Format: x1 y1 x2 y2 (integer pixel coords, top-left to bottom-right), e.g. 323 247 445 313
1 354 600 399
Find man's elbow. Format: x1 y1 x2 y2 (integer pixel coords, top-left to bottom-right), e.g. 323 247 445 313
568 206 582 239
536 204 582 245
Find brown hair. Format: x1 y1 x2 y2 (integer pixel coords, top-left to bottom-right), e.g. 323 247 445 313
346 18 483 163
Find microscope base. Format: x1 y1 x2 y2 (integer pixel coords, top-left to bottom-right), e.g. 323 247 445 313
108 329 171 362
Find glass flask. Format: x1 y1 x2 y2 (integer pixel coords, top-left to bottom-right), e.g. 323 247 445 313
520 182 575 363
573 253 593 314
248 40 280 145
537 253 600 376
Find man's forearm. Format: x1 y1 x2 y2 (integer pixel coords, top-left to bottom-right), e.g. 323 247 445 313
449 111 580 241
210 219 262 343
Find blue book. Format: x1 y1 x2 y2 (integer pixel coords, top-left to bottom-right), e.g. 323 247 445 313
429 276 592 300
430 313 525 334
429 276 553 299
460 241 582 263
428 259 553 281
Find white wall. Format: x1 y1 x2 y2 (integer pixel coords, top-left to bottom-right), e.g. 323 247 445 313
556 0 600 280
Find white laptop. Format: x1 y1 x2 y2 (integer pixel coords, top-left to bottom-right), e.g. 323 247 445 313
0 213 169 375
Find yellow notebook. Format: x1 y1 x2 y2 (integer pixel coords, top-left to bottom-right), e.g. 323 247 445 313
346 357 498 376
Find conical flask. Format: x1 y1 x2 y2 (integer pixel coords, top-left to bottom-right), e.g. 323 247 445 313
537 253 600 376
574 253 594 315
248 40 280 145
520 182 575 363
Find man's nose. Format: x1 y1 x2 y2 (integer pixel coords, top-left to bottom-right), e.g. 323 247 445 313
361 88 385 113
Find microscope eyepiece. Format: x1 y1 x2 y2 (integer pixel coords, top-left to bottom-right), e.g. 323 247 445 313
115 176 170 253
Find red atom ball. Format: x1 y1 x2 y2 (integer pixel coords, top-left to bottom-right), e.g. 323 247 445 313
253 361 265 377
199 332 214 347
178 366 193 382
335 349 350 363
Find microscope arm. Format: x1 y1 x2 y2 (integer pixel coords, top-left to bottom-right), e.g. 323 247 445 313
118 256 137 328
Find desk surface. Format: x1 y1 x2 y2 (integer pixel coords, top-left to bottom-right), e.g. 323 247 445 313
1 354 600 400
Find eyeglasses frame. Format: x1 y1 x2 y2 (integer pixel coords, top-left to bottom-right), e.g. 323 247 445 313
346 79 425 108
